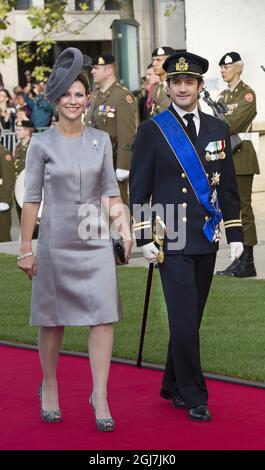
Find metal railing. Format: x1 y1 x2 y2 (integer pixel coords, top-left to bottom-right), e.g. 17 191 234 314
0 128 49 153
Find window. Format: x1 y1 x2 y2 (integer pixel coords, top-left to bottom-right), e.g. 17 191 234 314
15 0 31 9
75 0 94 10
104 0 118 10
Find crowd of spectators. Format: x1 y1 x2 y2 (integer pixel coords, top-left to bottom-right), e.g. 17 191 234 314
0 70 54 133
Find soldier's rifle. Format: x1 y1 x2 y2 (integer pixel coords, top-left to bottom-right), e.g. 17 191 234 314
202 90 242 150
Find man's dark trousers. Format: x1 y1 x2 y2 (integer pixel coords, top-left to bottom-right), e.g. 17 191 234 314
159 252 217 408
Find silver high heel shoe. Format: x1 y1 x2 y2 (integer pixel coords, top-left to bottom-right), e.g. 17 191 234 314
89 395 115 432
39 384 62 423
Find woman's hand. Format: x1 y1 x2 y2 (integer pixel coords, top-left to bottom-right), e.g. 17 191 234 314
17 255 37 280
123 239 133 264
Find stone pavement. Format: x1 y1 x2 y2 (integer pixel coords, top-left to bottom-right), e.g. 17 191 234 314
1 215 264 279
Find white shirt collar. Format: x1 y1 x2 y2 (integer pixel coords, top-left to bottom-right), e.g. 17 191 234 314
172 103 200 135
172 102 200 121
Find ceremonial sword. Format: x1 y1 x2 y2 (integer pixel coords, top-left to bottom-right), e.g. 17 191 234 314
137 217 166 368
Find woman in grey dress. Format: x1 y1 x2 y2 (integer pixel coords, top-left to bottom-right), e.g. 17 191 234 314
17 48 132 431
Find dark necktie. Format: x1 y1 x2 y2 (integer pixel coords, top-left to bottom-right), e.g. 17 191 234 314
183 113 197 144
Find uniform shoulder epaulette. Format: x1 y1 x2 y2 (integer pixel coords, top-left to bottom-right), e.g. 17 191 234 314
116 82 129 92
242 82 252 90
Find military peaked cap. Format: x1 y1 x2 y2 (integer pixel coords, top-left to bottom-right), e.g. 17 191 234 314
163 51 209 78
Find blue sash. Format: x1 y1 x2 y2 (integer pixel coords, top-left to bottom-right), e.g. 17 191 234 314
152 109 222 243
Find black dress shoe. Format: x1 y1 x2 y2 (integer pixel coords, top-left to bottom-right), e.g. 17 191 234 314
216 259 240 276
160 389 186 409
188 405 212 421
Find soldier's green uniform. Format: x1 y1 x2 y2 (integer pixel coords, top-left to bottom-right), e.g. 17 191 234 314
14 141 28 178
85 80 137 206
218 79 259 247
13 141 29 222
0 143 15 242
150 46 175 117
150 80 171 117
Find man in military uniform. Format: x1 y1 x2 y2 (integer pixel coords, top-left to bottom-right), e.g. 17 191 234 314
150 46 175 117
0 137 15 242
130 51 243 421
216 52 259 278
14 120 35 221
84 54 137 207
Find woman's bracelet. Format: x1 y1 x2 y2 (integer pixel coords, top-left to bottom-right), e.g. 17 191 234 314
17 251 34 261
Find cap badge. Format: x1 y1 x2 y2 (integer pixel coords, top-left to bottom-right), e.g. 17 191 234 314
157 47 165 56
175 57 189 72
98 57 105 65
224 55 232 64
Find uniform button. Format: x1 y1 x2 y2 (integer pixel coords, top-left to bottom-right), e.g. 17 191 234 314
182 188 187 194
182 217 187 223
182 202 187 208
206 173 209 177
205 216 209 221
88 121 92 124
181 173 186 179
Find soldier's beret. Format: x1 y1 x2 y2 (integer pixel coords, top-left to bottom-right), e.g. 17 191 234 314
92 54 115 66
163 51 209 78
152 47 175 57
45 47 92 103
16 120 35 129
219 52 242 66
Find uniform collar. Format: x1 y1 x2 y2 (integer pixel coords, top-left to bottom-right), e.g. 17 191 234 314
100 80 117 96
228 79 242 93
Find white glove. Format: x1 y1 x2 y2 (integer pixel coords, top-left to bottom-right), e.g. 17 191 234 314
116 168 129 182
0 202 10 212
141 242 159 263
229 242 244 261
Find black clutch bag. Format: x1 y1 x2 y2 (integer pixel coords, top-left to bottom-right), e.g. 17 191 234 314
112 238 126 265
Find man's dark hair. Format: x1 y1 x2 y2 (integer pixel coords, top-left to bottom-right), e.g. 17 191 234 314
167 75 203 86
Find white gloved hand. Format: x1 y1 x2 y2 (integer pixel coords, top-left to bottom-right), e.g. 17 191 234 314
116 168 129 182
141 242 159 263
229 241 244 261
0 202 10 212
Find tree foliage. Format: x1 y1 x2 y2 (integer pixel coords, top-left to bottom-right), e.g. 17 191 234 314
0 0 135 81
0 0 16 30
164 1 177 17
0 1 67 80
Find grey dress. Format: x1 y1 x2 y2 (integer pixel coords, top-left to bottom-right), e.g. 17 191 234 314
24 126 122 326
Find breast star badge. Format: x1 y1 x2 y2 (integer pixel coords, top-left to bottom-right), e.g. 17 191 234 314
211 172 221 186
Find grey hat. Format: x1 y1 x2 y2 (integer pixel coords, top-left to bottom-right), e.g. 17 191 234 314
45 47 92 103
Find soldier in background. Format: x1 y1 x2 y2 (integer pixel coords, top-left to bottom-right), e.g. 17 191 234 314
14 120 35 221
216 52 259 278
150 47 175 117
84 54 137 207
0 137 15 242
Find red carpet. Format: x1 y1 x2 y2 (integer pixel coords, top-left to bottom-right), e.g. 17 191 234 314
1 344 265 450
